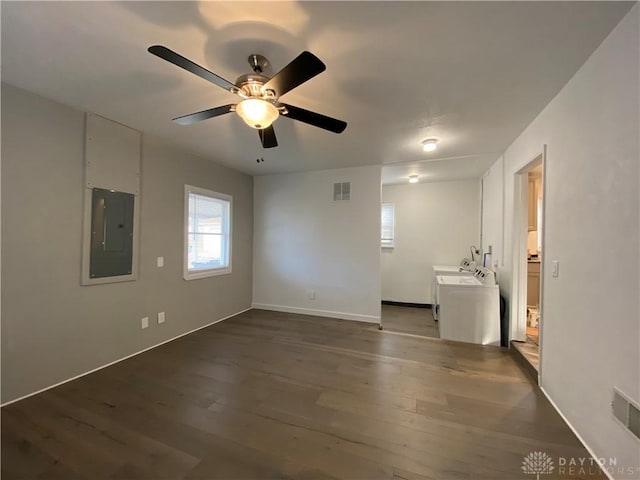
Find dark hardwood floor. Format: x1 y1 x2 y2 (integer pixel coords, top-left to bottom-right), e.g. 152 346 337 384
512 338 540 372
381 304 439 338
2 309 604 479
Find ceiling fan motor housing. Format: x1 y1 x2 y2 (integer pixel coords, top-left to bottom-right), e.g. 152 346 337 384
235 73 275 99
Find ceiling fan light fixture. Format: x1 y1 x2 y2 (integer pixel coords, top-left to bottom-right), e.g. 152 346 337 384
236 98 279 129
148 46 347 148
422 138 438 152
409 175 419 184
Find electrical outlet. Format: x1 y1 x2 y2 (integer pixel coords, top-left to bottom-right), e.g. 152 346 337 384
158 312 165 324
307 289 316 300
141 317 149 329
552 260 560 277
157 256 164 268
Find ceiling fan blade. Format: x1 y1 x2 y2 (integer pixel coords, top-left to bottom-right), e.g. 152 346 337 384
281 104 347 134
172 104 235 125
148 45 237 93
258 125 278 148
263 51 326 98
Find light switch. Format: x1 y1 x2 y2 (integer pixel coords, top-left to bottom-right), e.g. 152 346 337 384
141 317 149 329
552 260 560 278
157 256 164 268
158 312 165 324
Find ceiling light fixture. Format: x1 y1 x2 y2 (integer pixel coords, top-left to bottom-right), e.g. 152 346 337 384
409 175 419 184
422 138 438 152
236 98 279 129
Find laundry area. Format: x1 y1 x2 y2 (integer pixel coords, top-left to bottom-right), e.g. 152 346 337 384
380 177 504 345
434 261 502 345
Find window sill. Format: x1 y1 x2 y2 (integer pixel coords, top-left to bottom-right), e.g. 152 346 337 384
184 266 232 280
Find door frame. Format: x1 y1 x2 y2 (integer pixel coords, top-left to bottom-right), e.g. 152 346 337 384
511 146 546 379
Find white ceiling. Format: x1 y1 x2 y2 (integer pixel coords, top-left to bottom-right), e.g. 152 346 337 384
1 1 633 181
381 153 500 186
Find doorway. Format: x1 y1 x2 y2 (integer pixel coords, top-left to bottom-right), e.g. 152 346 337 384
512 151 545 375
525 163 543 346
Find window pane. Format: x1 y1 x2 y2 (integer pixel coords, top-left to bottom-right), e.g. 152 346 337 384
193 194 224 234
188 233 225 271
188 196 194 235
381 203 394 246
185 186 232 278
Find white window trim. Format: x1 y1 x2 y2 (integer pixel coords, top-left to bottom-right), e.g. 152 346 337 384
183 185 232 280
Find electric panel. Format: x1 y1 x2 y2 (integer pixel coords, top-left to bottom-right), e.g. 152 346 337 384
89 188 134 278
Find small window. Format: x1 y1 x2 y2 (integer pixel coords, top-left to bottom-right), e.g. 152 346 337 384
184 185 232 280
381 203 394 248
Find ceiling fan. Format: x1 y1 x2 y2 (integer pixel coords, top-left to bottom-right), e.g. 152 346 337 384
148 46 347 149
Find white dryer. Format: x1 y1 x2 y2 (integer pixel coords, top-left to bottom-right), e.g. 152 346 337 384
432 258 476 320
436 266 500 345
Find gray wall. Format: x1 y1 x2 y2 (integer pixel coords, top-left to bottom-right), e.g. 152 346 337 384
1 84 253 403
252 166 381 323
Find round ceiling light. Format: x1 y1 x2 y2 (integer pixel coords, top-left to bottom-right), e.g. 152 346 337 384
236 98 279 129
422 138 438 152
409 175 419 184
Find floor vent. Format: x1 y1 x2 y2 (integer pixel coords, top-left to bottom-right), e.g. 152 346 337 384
333 182 350 201
612 388 640 440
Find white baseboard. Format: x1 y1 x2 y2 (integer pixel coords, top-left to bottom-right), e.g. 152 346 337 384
251 303 380 324
1 307 252 407
539 385 614 480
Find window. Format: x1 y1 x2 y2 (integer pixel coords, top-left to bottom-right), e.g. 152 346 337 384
184 185 232 280
381 203 394 248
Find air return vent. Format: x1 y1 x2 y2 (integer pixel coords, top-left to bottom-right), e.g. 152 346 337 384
612 388 640 440
333 182 350 201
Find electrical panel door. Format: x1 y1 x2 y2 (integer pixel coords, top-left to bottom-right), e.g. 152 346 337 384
89 188 134 278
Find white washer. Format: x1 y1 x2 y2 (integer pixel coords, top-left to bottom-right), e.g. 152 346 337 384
432 258 476 320
436 266 500 345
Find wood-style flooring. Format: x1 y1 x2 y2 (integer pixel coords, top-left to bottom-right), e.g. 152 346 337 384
527 326 539 345
2 309 603 479
381 304 439 338
513 338 541 372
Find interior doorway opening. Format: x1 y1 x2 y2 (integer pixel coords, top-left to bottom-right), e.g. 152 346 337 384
525 163 543 346
512 151 545 378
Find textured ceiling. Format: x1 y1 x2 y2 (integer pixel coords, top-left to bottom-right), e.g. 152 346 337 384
1 1 633 181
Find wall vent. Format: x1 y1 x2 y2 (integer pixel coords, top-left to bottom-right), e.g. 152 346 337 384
333 182 350 201
612 388 640 440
